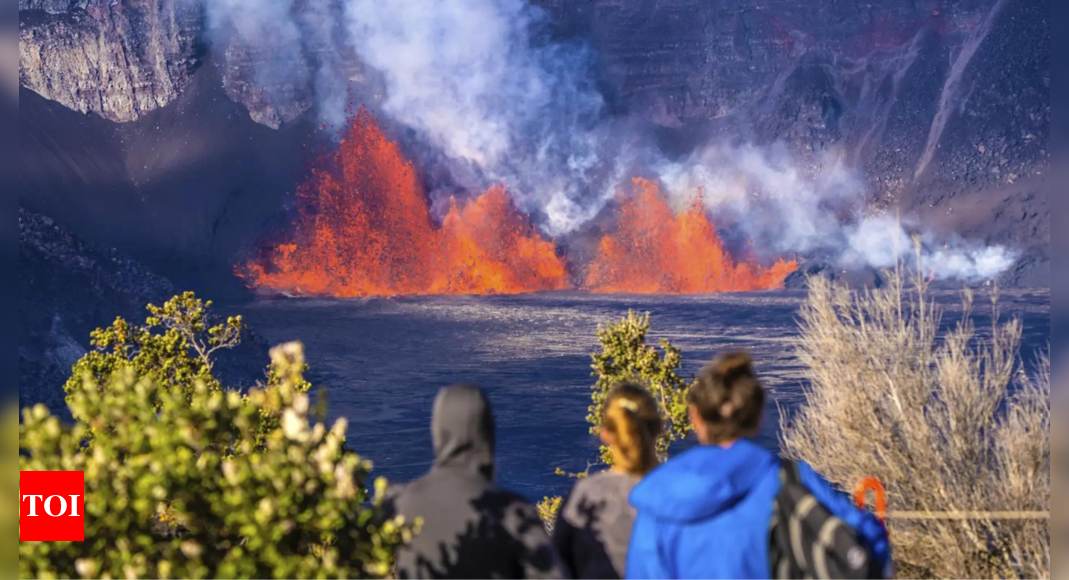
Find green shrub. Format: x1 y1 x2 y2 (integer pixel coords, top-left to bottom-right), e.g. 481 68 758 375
541 310 692 528
63 292 244 414
21 295 415 579
588 310 691 464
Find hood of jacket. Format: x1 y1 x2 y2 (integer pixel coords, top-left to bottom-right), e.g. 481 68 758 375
629 439 780 523
431 384 496 481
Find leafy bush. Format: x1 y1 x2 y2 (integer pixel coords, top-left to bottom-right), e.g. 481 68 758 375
589 310 691 464
540 310 691 528
781 272 1050 578
20 295 414 579
63 292 244 411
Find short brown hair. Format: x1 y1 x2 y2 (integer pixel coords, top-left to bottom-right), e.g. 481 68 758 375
688 351 765 444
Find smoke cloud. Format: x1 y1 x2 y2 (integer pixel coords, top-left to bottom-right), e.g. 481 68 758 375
203 0 351 128
656 144 1017 282
343 0 630 236
201 0 1017 283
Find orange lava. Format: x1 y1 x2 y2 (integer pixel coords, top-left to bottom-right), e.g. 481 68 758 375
584 178 797 293
239 108 569 297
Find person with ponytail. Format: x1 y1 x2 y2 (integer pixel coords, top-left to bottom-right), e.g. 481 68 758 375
553 383 661 579
625 351 892 579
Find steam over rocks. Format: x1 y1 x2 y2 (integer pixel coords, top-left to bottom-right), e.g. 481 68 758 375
18 0 359 129
220 38 315 129
16 0 1049 286
213 0 361 129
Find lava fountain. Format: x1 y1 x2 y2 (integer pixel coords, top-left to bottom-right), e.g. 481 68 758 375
241 109 796 297
239 108 569 297
584 178 797 293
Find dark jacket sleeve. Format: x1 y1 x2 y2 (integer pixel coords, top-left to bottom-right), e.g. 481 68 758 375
503 499 567 579
551 492 578 578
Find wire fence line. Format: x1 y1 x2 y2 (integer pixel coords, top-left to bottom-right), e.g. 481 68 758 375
854 478 1049 522
886 511 1050 521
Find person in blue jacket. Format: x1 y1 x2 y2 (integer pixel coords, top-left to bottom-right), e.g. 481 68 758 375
625 351 891 580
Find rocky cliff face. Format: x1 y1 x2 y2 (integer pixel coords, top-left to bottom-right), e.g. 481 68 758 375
19 0 203 123
537 0 1048 283
19 0 361 129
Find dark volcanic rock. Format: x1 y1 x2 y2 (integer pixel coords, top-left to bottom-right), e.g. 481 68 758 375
19 207 270 416
997 249 1050 289
20 207 174 414
782 260 885 290
18 61 318 298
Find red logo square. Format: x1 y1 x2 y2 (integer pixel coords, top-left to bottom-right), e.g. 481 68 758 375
20 471 85 542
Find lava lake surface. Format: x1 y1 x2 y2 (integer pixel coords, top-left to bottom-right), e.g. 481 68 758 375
237 289 1050 501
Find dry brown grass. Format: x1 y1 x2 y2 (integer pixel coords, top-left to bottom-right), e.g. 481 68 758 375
781 269 1050 579
1053 386 1066 580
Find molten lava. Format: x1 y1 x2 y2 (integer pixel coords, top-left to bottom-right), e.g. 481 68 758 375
240 108 569 297
241 109 796 297
583 178 797 293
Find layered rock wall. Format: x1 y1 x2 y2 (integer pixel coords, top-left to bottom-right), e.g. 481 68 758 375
19 0 203 122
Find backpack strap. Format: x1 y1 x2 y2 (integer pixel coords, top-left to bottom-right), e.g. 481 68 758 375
781 458 802 485
771 458 806 579
773 458 882 580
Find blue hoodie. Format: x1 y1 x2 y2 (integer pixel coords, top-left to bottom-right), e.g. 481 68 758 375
626 440 891 579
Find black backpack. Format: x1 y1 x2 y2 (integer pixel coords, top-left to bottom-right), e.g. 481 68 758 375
769 460 885 580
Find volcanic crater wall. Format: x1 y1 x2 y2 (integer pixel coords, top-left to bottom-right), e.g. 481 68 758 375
17 0 1049 289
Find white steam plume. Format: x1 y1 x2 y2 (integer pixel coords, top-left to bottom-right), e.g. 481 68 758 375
342 0 626 235
200 0 1016 283
657 144 1016 282
203 0 351 128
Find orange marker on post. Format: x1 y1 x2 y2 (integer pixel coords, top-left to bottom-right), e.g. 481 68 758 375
855 477 888 524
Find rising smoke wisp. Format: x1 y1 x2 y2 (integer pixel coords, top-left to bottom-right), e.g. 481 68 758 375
656 144 1017 281
344 0 625 236
206 0 1017 283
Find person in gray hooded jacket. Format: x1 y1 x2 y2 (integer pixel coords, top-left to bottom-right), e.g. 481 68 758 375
386 384 564 579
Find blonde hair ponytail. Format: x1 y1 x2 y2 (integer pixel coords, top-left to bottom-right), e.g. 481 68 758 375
603 383 662 475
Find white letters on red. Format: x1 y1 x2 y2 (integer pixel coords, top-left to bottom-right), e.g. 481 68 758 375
44 495 68 517
22 495 43 517
22 494 80 517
